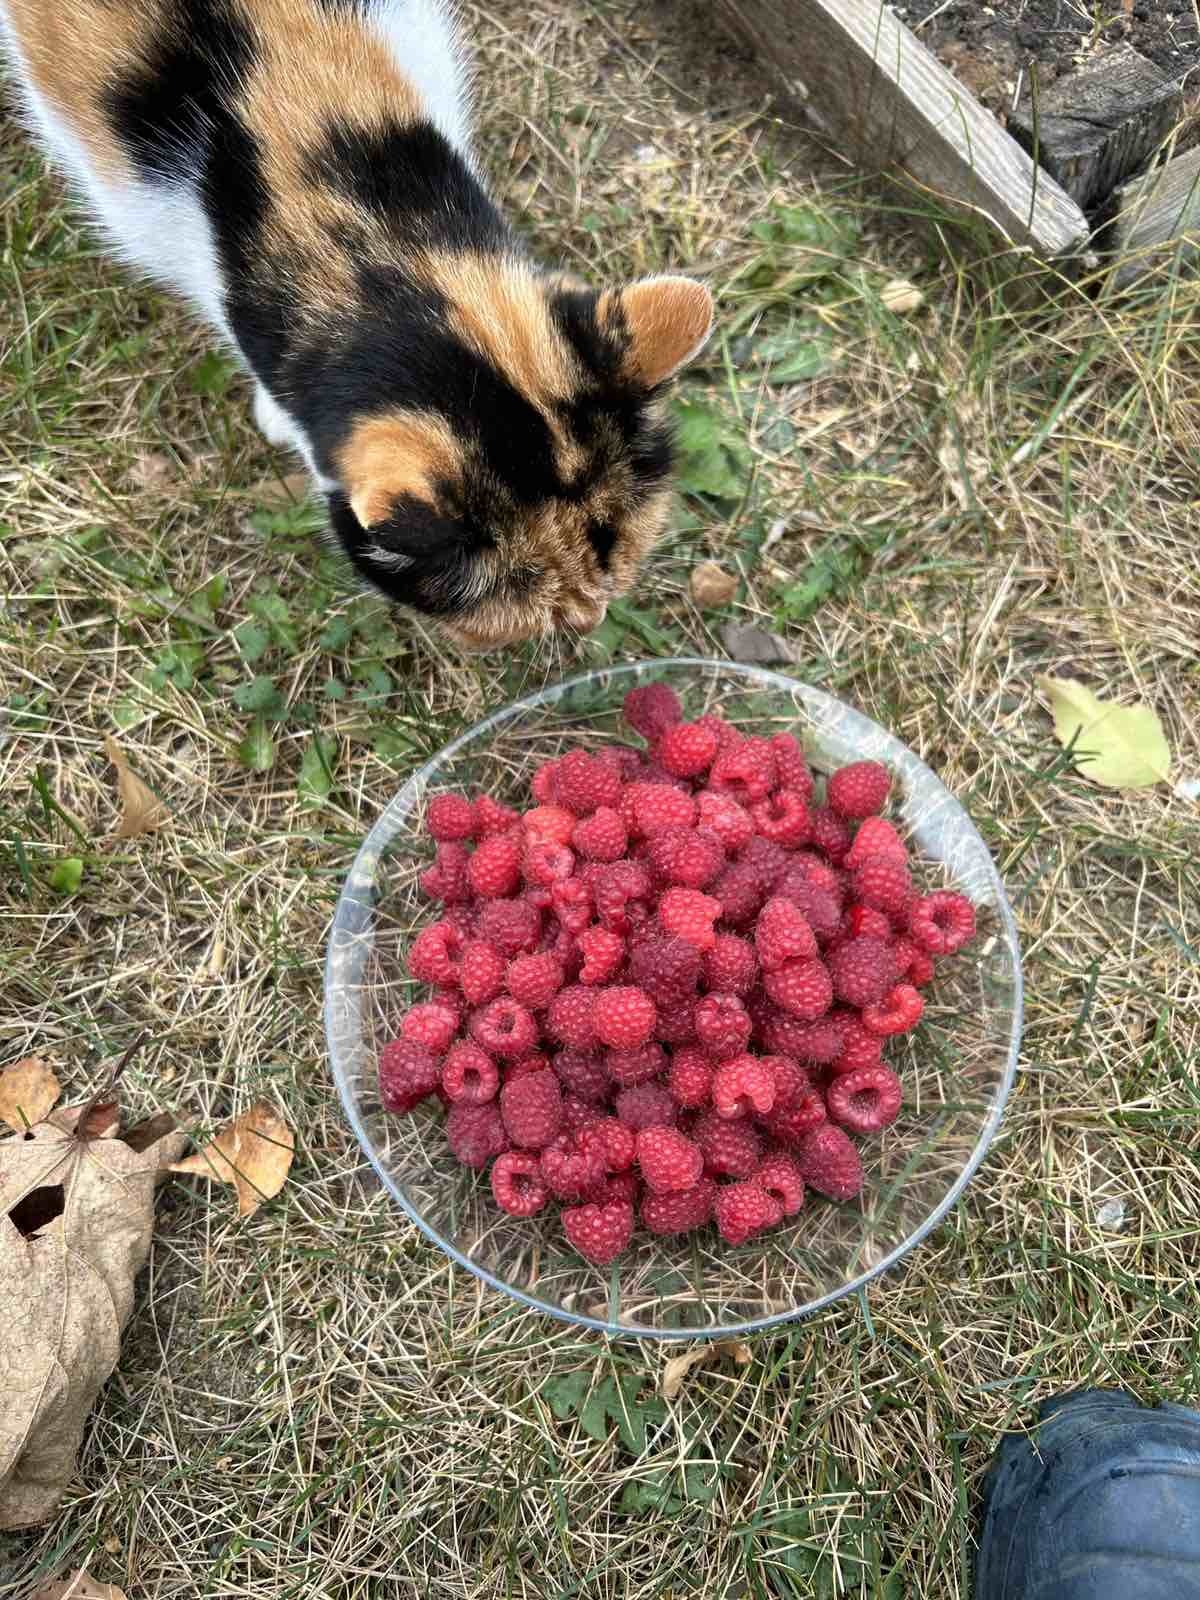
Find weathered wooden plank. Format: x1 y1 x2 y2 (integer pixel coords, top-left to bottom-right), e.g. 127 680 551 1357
1109 146 1200 288
714 0 1090 259
1008 44 1182 211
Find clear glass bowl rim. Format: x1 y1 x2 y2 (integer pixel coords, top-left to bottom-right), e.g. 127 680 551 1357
325 657 1024 1341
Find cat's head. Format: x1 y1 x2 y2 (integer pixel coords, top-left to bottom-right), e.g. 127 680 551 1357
326 268 712 648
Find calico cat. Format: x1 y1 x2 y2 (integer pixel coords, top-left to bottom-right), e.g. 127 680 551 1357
0 0 713 646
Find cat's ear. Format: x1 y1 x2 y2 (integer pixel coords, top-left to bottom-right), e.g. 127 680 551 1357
338 412 460 533
606 276 713 388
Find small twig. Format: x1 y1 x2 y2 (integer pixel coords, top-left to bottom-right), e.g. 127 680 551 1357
74 1029 151 1137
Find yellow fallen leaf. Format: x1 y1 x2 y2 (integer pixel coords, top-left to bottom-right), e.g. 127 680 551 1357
1039 678 1171 790
30 1571 127 1600
170 1101 294 1217
661 1339 753 1400
0 1058 61 1134
104 736 170 838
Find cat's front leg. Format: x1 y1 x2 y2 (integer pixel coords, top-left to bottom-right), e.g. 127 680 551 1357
254 382 300 450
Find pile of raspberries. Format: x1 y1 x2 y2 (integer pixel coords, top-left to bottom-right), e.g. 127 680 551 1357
379 682 976 1267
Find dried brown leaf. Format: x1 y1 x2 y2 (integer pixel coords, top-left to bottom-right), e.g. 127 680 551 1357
689 560 738 609
721 622 799 665
880 277 924 314
660 1338 753 1399
30 1572 127 1600
129 451 171 490
104 736 170 838
0 1059 61 1135
170 1100 294 1217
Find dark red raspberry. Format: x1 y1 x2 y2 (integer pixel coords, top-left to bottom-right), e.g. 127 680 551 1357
636 1126 704 1193
658 720 720 778
523 804 577 847
755 896 818 971
710 863 765 927
645 826 726 889
561 1198 634 1264
506 951 564 1010
750 790 810 846
908 890 976 955
714 1180 782 1244
696 791 755 852
641 1178 715 1235
579 1116 637 1172
420 840 473 903
755 1151 805 1215
629 935 701 1006
592 985 656 1049
408 919 465 985
794 1123 864 1200
427 792 476 842
623 682 682 741
593 860 653 934
553 748 623 816
851 855 912 915
655 1004 698 1046
759 1005 816 1060
909 949 935 986
379 1039 441 1113
441 1041 500 1105
807 806 852 863
710 736 776 803
459 939 507 1005
476 898 541 957
576 926 626 985
490 1150 549 1217
606 1041 666 1088
540 1129 607 1199
615 1083 678 1130
658 887 722 951
861 983 924 1037
546 984 597 1048
668 1046 713 1109
763 958 833 1020
522 840 575 888
562 1092 597 1131
827 760 891 820
789 852 846 898
572 806 628 863
692 1110 762 1177
843 903 893 942
473 794 520 836
623 782 697 837
830 1019 884 1076
553 1048 611 1102
760 1087 827 1144
551 877 592 933
783 1013 851 1065
845 815 908 869
827 936 898 1008
591 1171 641 1207
500 1068 564 1148
826 1063 902 1134
400 1000 459 1054
598 744 645 782
739 836 791 893
695 993 753 1060
505 1051 549 1082
769 733 814 800
467 830 523 898
762 1053 809 1108
469 997 539 1059
446 1102 509 1167
712 1054 776 1120
703 934 758 996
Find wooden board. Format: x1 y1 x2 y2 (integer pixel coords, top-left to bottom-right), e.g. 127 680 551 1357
1109 147 1200 288
714 0 1090 259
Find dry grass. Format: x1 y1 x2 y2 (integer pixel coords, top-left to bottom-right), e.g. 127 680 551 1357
3 0 1200 1595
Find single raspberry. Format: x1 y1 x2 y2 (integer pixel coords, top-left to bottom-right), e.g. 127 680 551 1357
469 997 539 1059
645 826 726 889
714 1180 783 1245
760 1087 827 1144
605 1041 666 1088
794 1123 864 1200
763 958 833 1020
851 855 913 916
698 935 753 997
710 737 776 803
692 1110 762 1177
843 903 893 942
712 1054 776 1120
628 936 701 1006
761 1053 809 1108
543 922 583 976
694 993 753 1060
540 1129 607 1199
761 1006 824 1059
788 853 846 898
572 806 628 863
579 1116 637 1172
615 1083 678 1130
505 951 564 1010
592 985 656 1049
889 935 919 977
696 791 756 852
710 863 764 927
473 794 521 836
408 920 465 986
668 1046 713 1109
909 949 936 986
505 1051 550 1082
830 1019 884 1076
561 1198 634 1264
623 682 682 741
446 1102 508 1167
808 806 852 863
400 1000 459 1054
755 1150 805 1215
655 1004 698 1046
522 804 577 847
658 720 720 778
420 840 473 903
776 875 843 942
827 936 898 1008
641 1178 715 1235
750 790 810 846
546 984 597 1048
562 1091 598 1131
861 982 924 1037
636 1126 704 1193
476 899 542 957
426 792 476 841
459 939 507 1006
531 760 560 803
739 836 791 893
827 760 890 820
826 1063 902 1134
845 815 908 870
769 733 814 800
490 1150 549 1217
550 877 592 933
623 782 697 837
598 744 645 782
432 986 465 1021
555 748 624 816
499 1068 564 1148
467 830 523 898
639 762 693 791
522 840 575 887
658 887 722 951
576 926 626 985
909 890 976 955
441 1041 500 1105
592 1171 641 1207
755 896 819 971
593 860 653 934
553 1047 611 1102
784 1014 851 1065
379 1039 441 1113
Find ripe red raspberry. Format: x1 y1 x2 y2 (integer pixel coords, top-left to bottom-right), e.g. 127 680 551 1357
695 993 753 1060
714 1180 783 1245
843 903 894 942
592 985 656 1049
655 1004 698 1047
703 934 758 996
786 1013 851 1064
441 1041 499 1105
562 1092 597 1131
645 826 726 889
668 1046 713 1109
522 841 574 893
467 830 523 898
505 1052 549 1082
826 1062 902 1134
692 1110 762 1177
710 862 764 927
500 1068 564 1148
830 1019 884 1075
909 890 976 955
540 1129 607 1199
473 794 520 836
769 733 814 800
776 876 842 943
568 928 618 987
550 876 592 933
755 1151 806 1215
420 840 473 904
593 860 653 934
739 836 791 893
861 982 924 1037
469 997 539 1059
845 815 908 870
659 887 722 951
490 1150 549 1217
598 744 645 782
579 1116 637 1172
827 760 891 819
572 806 628 863
763 958 833 1020
459 939 507 1005
606 1041 666 1088
554 749 624 816
477 898 541 957
827 936 898 1008
505 951 564 1010
794 1123 864 1200
531 760 559 803
553 1047 611 1102
658 721 720 778
379 1039 441 1113
755 896 818 971
696 791 755 852
807 806 852 863
636 1126 704 1193
710 736 776 803
623 682 682 741
523 804 576 847
615 1083 678 1130
408 919 465 985
445 1102 509 1167
426 791 476 842
628 935 701 1006
641 1178 715 1235
561 1198 634 1264
789 852 846 898
546 984 597 1048
712 1054 776 1120
761 1054 809 1108
591 1171 641 1208
760 1087 827 1144
623 782 697 837
749 790 810 846
399 1000 459 1054
909 948 935 986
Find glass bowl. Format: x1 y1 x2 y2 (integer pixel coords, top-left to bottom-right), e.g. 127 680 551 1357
325 659 1022 1340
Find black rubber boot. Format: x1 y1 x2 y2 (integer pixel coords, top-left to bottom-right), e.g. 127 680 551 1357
976 1389 1200 1599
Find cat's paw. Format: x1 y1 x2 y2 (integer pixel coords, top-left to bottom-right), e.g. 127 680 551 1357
254 384 299 450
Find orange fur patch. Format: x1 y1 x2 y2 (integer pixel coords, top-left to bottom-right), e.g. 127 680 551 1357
604 276 714 388
336 410 463 530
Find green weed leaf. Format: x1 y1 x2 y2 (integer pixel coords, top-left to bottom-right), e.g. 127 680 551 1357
232 676 284 715
49 857 84 895
298 734 336 804
238 716 276 772
234 621 271 663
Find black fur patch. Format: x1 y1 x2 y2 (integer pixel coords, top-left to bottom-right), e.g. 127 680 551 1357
587 521 619 567
327 491 481 616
